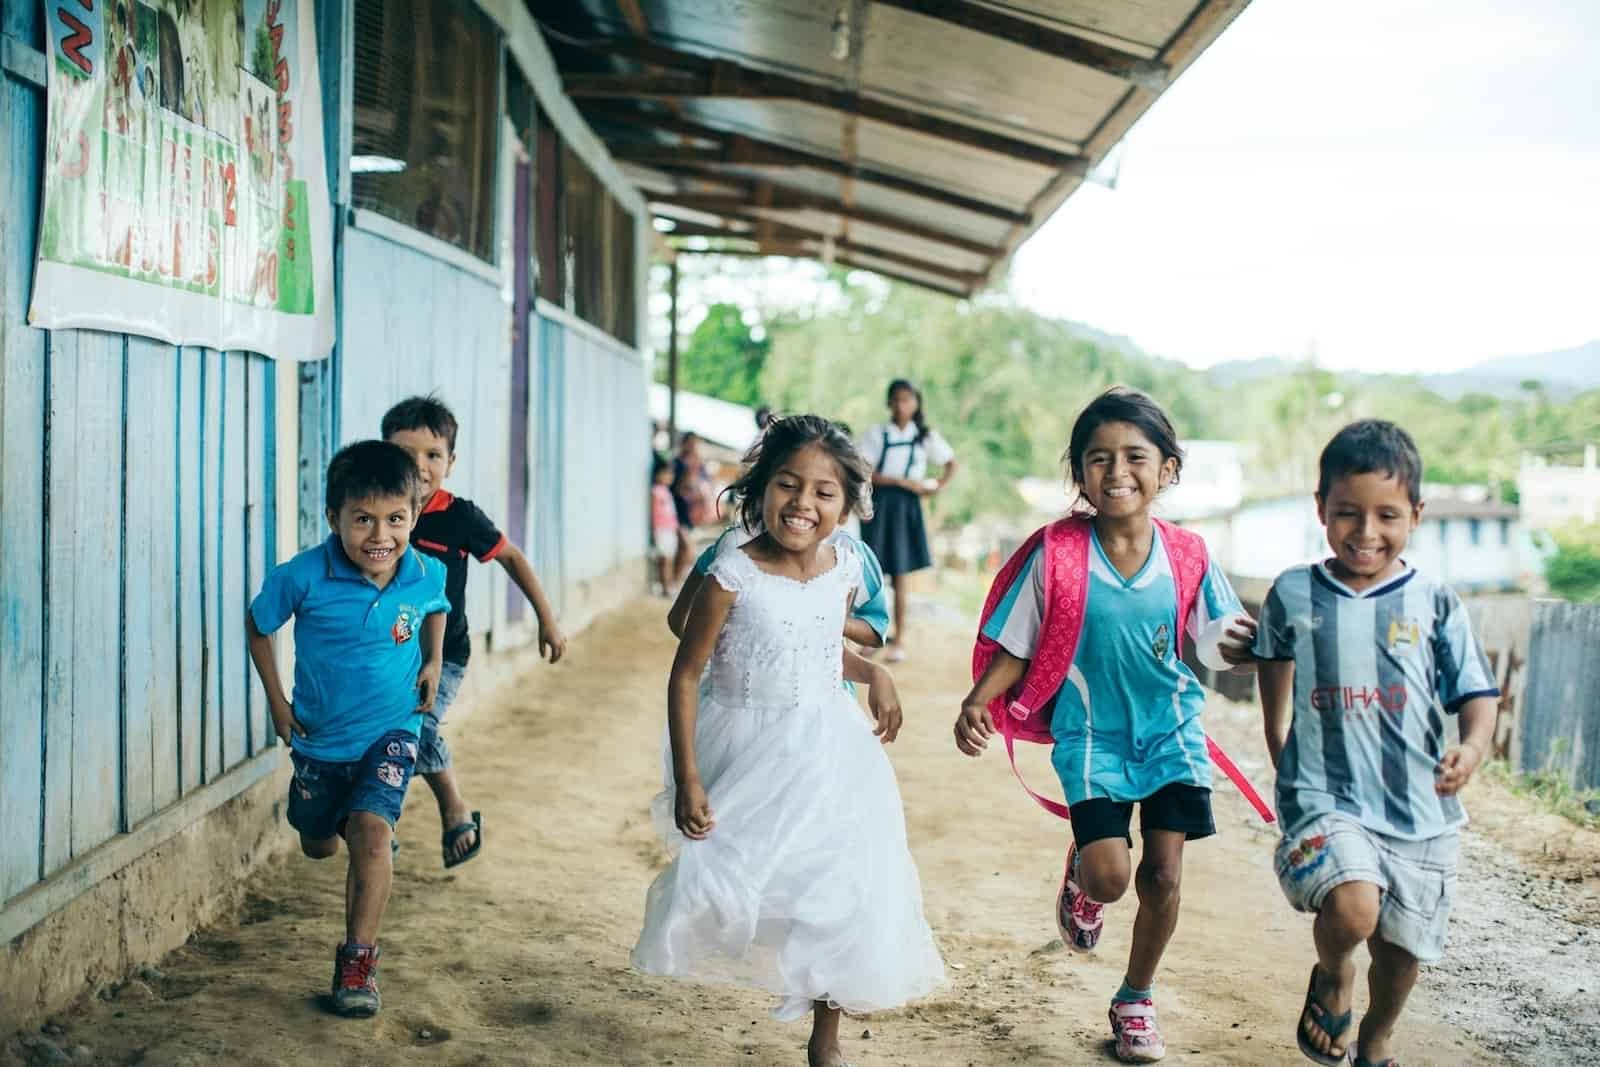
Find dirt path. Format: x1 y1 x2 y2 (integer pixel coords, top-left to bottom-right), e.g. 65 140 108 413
9 599 1597 1066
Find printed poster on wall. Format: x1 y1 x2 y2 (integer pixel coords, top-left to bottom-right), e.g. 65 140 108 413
30 0 334 362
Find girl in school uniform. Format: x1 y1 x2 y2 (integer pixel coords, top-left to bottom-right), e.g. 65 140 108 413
955 387 1258 1063
858 379 958 662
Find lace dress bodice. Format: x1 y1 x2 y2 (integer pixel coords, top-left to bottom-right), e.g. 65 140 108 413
703 537 861 714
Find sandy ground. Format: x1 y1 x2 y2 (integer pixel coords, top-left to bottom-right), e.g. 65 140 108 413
8 598 1600 1066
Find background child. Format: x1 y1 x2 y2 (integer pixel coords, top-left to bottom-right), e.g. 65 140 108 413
245 440 449 1017
632 415 943 1067
382 395 567 868
1254 419 1498 1067
651 455 680 596
858 378 958 662
955 387 1255 1063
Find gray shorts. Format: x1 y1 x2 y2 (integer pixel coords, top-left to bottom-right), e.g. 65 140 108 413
1274 812 1459 963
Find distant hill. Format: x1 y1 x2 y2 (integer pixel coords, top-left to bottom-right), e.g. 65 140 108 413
1422 341 1600 400
1204 341 1599 399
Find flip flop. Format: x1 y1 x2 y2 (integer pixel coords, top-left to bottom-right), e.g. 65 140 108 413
1297 965 1353 1065
1351 1055 1399 1067
441 811 482 869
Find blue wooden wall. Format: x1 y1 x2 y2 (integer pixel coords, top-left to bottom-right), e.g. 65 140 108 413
533 311 650 608
1 2 279 910
336 227 513 636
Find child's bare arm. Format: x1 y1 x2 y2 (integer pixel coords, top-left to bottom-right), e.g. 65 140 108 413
668 578 735 839
416 610 446 712
844 616 884 648
844 647 901 742
1257 659 1294 770
1436 695 1496 796
245 609 303 744
667 571 706 638
496 543 566 662
954 648 1027 756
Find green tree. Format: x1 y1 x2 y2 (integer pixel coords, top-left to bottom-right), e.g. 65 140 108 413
662 302 770 408
1546 524 1600 601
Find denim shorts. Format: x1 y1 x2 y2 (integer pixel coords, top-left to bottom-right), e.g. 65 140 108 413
287 729 418 840
416 660 468 775
1274 812 1459 962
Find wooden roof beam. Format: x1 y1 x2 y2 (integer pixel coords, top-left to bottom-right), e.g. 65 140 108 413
585 105 1033 223
871 0 1169 90
561 39 1081 169
672 241 972 298
657 213 985 284
648 190 1004 258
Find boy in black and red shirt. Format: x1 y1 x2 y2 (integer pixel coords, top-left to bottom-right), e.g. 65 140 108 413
383 395 567 867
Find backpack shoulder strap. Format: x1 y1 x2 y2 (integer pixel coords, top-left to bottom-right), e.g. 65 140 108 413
1010 516 1092 718
1154 517 1208 638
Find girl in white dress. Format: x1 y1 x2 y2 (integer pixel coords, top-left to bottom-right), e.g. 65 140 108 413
632 415 944 1067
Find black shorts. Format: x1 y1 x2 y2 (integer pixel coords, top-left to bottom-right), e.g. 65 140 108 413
1068 783 1215 848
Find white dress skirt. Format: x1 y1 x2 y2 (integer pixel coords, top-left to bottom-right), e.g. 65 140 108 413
631 534 945 1020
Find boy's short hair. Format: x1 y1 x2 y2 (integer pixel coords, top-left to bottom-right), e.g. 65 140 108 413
325 440 425 514
1317 419 1423 505
381 394 459 454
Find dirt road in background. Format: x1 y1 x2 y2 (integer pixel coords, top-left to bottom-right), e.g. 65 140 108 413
9 600 1597 1066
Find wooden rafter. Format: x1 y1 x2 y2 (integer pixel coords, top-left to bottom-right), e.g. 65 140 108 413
871 0 1169 89
584 105 1035 222
659 213 984 284
673 242 972 298
648 190 1003 258
561 38 1080 169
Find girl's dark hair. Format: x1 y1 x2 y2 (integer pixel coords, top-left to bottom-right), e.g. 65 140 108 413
1064 386 1185 492
1317 419 1423 505
724 414 873 532
651 453 672 478
887 378 930 445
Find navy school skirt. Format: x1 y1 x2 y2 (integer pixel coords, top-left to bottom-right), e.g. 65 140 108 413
861 486 932 576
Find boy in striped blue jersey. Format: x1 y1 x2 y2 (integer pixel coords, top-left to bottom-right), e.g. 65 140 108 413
1254 420 1498 1067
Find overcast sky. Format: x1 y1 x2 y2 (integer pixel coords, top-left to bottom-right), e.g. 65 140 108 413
1008 0 1600 374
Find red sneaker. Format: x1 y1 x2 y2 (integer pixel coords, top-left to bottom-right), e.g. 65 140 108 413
1055 844 1105 952
330 942 382 1017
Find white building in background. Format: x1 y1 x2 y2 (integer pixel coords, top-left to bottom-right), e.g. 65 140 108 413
1519 445 1600 529
1157 440 1247 521
1190 490 1533 594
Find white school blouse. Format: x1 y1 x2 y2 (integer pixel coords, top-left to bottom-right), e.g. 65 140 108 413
860 422 954 482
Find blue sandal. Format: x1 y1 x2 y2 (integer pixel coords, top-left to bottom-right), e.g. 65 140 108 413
441 811 482 869
1297 965 1353 1065
1351 1055 1398 1066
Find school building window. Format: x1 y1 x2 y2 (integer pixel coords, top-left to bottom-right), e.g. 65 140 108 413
1469 518 1482 546
351 0 500 262
534 115 637 345
1499 517 1511 545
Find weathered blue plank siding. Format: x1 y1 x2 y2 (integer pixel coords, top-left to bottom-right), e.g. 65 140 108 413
0 7 281 903
0 0 49 902
548 315 649 590
338 227 511 638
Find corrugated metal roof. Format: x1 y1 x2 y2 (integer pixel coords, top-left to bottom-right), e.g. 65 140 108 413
536 0 1252 296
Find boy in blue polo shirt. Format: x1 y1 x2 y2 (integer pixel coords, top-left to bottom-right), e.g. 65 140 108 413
245 440 450 1018
1254 420 1498 1067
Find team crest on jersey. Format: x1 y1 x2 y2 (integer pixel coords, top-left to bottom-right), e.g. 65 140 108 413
391 605 418 645
1386 616 1420 653
1151 623 1171 661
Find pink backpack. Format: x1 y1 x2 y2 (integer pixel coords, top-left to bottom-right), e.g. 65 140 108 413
972 515 1274 823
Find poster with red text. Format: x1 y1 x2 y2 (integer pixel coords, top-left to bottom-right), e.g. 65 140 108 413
30 0 333 362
